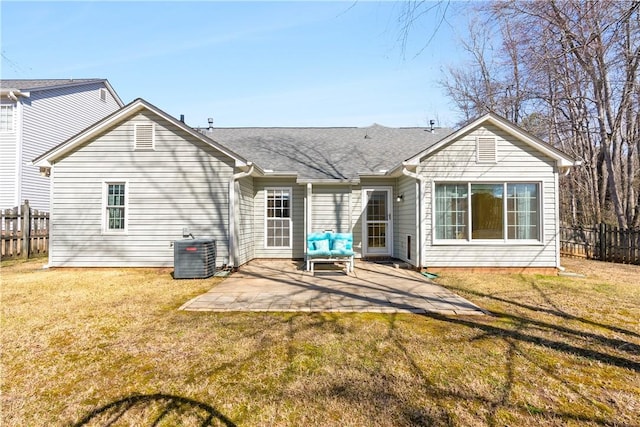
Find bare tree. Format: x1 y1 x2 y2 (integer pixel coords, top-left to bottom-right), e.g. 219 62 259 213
433 0 640 228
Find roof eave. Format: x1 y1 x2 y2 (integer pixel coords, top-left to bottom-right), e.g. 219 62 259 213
103 79 124 107
296 178 360 185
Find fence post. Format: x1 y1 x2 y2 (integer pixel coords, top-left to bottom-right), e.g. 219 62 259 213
21 200 31 259
598 222 606 262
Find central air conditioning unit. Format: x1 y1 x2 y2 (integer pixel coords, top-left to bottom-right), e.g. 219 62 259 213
173 239 216 279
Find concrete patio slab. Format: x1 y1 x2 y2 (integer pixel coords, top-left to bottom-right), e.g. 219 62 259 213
180 260 487 315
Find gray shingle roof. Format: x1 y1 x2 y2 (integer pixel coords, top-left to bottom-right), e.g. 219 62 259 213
201 124 454 180
0 79 105 91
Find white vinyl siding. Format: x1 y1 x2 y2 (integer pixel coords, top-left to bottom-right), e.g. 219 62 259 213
0 102 18 208
420 123 558 268
20 82 121 211
48 110 234 267
311 185 351 232
394 174 417 265
235 176 254 266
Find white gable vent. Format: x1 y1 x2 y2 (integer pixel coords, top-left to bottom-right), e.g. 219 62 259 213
476 137 497 163
134 123 155 150
99 88 107 102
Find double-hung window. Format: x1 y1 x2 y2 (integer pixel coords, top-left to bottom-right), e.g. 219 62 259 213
0 105 14 132
265 187 291 248
434 182 540 242
104 183 127 232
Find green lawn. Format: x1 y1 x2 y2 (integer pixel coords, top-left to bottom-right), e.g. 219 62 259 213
1 257 638 426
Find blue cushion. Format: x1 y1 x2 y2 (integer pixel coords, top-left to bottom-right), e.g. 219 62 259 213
314 239 330 252
307 232 331 257
330 233 354 256
332 239 347 251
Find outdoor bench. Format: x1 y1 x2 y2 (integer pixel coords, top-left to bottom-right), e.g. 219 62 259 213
306 231 355 275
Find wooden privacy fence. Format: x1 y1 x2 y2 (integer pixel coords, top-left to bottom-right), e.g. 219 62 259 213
560 223 640 265
1 200 49 260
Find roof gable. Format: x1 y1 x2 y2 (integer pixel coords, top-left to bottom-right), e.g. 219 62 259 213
403 113 577 168
33 98 248 168
0 79 124 106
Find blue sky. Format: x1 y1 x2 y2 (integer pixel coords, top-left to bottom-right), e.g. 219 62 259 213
1 1 470 128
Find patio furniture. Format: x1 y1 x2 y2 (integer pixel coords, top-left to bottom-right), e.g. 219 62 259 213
306 231 355 275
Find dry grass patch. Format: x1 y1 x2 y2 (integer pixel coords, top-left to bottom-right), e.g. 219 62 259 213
1 257 639 426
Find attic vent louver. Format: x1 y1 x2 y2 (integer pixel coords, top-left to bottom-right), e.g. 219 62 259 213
476 137 497 163
134 123 155 150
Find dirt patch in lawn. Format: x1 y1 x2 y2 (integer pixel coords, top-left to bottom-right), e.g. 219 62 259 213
1 258 638 426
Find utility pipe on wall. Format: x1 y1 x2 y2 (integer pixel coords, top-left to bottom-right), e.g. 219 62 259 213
402 166 424 269
228 163 254 268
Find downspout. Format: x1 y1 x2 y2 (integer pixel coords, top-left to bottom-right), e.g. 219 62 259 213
402 166 424 269
555 161 580 270
306 182 312 241
228 163 254 268
46 162 55 268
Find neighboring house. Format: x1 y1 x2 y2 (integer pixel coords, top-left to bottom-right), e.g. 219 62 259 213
0 79 123 211
34 98 577 271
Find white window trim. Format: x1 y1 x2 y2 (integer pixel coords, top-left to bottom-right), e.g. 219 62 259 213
264 186 292 249
102 181 129 234
432 180 543 246
0 104 15 132
134 123 155 151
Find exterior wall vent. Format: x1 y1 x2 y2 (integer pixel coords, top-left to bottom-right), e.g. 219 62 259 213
99 88 107 102
134 123 155 150
477 137 497 163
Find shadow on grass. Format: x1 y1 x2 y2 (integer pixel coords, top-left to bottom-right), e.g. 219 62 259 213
180 261 638 425
70 393 236 427
383 312 635 427
225 261 640 370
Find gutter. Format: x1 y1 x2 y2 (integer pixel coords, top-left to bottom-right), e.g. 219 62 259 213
228 163 255 268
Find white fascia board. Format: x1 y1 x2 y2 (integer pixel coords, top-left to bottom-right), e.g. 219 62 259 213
103 80 124 107
296 178 359 185
403 113 577 167
34 98 250 168
483 114 577 167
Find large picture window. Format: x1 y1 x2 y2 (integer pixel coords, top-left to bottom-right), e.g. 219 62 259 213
265 187 291 248
434 182 540 242
105 183 127 232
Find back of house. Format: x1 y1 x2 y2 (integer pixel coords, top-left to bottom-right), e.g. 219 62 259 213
34 98 578 271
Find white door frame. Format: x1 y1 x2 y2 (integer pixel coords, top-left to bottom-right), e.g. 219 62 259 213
361 186 393 256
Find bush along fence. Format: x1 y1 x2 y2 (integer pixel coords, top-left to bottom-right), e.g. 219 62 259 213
1 200 49 260
560 223 640 265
